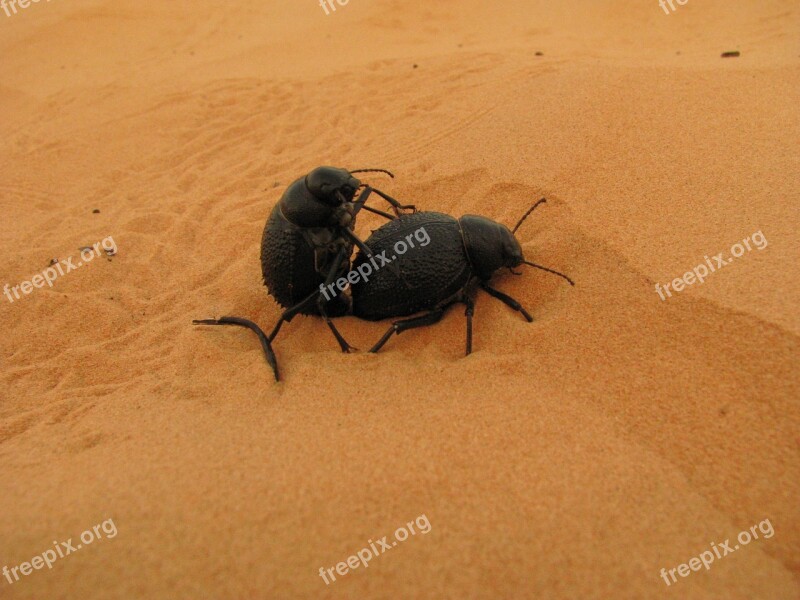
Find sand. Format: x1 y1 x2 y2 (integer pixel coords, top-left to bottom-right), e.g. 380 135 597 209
1 0 798 598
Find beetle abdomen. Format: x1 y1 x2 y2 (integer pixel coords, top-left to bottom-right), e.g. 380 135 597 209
260 206 352 317
351 212 471 320
260 207 317 309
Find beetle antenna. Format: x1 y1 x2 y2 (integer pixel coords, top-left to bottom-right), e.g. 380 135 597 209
522 261 575 286
350 168 395 178
512 198 547 234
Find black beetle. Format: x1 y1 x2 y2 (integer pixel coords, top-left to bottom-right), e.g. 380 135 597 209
193 166 414 380
350 198 574 354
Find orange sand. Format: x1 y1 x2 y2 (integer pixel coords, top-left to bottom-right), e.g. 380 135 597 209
1 1 798 598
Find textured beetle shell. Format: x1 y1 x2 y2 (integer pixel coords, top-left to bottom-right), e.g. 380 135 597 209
260 205 351 316
351 212 472 320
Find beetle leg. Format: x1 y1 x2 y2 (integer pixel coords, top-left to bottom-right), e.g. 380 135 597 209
315 295 355 354
323 319 355 352
268 247 346 338
267 246 354 353
342 228 374 259
360 204 396 220
317 246 354 352
352 186 415 219
368 303 455 353
268 289 320 341
479 282 533 322
463 295 474 355
351 186 374 218
370 187 416 216
192 316 280 382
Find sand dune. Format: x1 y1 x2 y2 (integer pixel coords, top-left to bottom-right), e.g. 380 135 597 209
1 0 798 598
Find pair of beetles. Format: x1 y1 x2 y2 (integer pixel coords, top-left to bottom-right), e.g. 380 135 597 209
194 166 574 381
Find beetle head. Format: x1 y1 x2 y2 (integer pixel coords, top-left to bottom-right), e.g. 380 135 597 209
305 167 361 206
459 215 524 280
460 201 575 286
